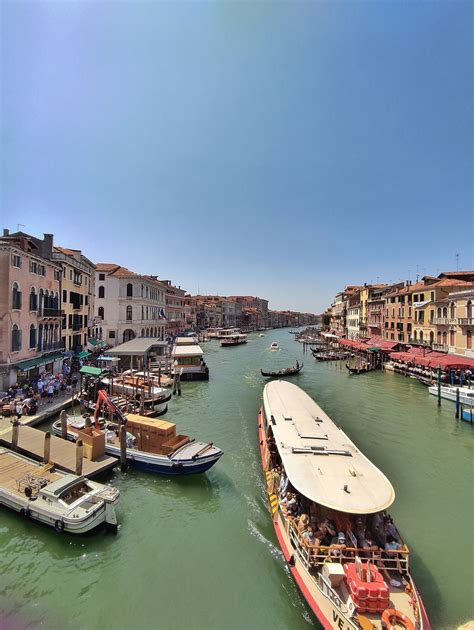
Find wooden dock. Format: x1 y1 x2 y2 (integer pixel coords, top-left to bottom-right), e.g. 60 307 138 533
0 426 117 479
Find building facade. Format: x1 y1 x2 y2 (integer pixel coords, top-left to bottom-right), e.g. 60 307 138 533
162 281 186 337
0 230 64 389
52 247 95 353
94 264 166 346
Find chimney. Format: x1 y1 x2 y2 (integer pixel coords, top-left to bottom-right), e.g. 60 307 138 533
43 233 54 258
3 228 9 236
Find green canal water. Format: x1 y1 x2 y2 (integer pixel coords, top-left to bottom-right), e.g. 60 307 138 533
1 329 473 629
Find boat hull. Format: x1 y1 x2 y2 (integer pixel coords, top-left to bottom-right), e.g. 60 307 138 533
428 386 473 406
52 422 222 476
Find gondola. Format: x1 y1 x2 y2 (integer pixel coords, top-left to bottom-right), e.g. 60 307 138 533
346 363 374 374
261 363 303 378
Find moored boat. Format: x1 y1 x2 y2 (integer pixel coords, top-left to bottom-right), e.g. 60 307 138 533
0 448 119 534
171 343 209 380
346 363 375 374
428 385 474 406
52 391 223 475
258 380 430 629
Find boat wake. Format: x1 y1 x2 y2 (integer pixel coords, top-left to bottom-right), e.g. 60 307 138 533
247 519 283 562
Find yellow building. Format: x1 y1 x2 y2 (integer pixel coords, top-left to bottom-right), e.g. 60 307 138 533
53 247 95 353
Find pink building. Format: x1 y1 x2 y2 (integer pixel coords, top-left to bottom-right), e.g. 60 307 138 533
0 230 64 389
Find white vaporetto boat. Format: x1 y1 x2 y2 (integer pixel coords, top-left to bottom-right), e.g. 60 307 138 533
221 333 247 346
258 381 430 630
0 448 119 534
428 385 474 406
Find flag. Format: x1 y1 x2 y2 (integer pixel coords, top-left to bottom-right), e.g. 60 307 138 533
159 308 168 320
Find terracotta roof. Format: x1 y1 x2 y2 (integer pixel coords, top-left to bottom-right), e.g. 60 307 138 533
54 246 77 256
96 263 121 272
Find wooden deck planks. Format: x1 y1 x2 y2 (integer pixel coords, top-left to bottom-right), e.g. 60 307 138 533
0 452 61 494
0 427 117 478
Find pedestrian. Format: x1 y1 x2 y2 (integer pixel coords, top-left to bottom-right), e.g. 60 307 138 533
46 382 54 403
37 377 44 398
9 398 16 417
15 399 23 420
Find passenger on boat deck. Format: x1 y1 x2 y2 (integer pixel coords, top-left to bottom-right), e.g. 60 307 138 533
302 526 317 546
384 535 404 574
327 532 347 557
280 492 298 516
319 520 337 546
297 514 309 534
278 473 289 497
382 516 398 541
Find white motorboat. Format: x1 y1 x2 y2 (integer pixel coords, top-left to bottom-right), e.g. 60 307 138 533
428 385 474 406
270 342 279 351
0 448 119 534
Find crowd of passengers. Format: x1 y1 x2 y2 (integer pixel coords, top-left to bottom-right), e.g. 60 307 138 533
266 436 406 588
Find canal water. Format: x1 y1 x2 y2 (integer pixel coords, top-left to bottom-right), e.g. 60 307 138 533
1 329 473 629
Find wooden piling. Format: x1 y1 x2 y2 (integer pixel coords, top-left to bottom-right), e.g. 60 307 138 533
11 420 19 452
177 374 182 396
60 410 68 439
75 439 83 476
43 431 51 463
437 366 442 406
158 364 161 387
455 388 460 419
172 373 177 396
119 424 127 471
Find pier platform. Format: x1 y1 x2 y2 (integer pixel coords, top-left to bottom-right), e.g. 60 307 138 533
0 426 117 479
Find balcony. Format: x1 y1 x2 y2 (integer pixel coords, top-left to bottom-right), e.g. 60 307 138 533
432 317 457 326
71 323 83 331
458 318 474 326
408 338 431 347
40 308 64 318
432 343 448 353
38 341 65 352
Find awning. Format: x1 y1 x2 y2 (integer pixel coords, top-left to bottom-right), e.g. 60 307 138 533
79 366 105 377
16 352 64 371
88 338 99 346
77 351 91 359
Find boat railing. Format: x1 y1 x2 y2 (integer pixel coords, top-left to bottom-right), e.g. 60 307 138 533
287 519 410 574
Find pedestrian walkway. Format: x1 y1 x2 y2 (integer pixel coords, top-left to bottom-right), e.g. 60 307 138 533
0 391 76 435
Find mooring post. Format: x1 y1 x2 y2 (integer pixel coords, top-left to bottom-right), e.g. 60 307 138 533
43 431 51 463
158 364 161 387
85 416 92 429
119 424 127 472
177 374 182 396
60 409 68 440
437 366 442 407
11 420 19 452
75 439 83 476
455 388 460 419
172 373 177 396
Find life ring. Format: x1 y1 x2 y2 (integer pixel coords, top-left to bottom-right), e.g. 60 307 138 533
382 608 415 630
54 519 65 533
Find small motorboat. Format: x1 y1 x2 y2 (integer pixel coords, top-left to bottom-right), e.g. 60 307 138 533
259 333 266 337
261 362 303 378
0 448 119 534
270 342 279 351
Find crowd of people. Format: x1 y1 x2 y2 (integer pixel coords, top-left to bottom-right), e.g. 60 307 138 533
1 362 79 420
266 433 407 589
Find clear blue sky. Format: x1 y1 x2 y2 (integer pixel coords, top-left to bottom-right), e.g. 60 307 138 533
1 1 472 312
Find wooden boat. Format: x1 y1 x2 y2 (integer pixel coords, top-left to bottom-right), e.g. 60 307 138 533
346 363 375 374
52 391 223 476
0 448 119 534
261 363 303 378
221 333 247 346
258 381 430 629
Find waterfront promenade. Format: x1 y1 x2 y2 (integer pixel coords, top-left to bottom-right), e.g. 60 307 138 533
0 329 472 629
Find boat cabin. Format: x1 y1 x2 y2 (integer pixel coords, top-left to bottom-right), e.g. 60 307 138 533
171 344 209 381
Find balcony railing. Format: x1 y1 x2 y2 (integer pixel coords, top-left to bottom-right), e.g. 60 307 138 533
432 317 457 326
458 317 474 326
37 341 65 352
39 308 64 318
432 343 448 352
408 337 431 346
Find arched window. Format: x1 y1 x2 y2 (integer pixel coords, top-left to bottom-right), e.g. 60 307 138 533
98 286 105 299
146 327 150 337
11 325 21 351
44 290 50 310
127 283 133 297
126 305 132 321
29 287 37 311
52 292 59 309
29 324 36 349
12 282 22 309
98 306 104 320
450 302 455 319
467 331 472 350
38 324 43 350
413 330 417 341
437 307 442 318
141 328 145 337
437 331 441 343
146 286 149 298
442 331 447 343
467 301 473 319
39 289 44 315
450 330 455 346
442 307 447 318
419 331 423 342
123 329 135 342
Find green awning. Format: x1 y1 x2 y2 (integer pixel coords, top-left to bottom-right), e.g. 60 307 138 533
16 352 64 371
88 338 99 346
79 366 104 377
98 341 107 347
77 350 91 359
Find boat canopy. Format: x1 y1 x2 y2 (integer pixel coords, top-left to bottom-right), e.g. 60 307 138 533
171 344 203 358
263 380 395 514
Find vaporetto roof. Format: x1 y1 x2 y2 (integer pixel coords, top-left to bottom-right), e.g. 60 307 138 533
263 380 395 514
